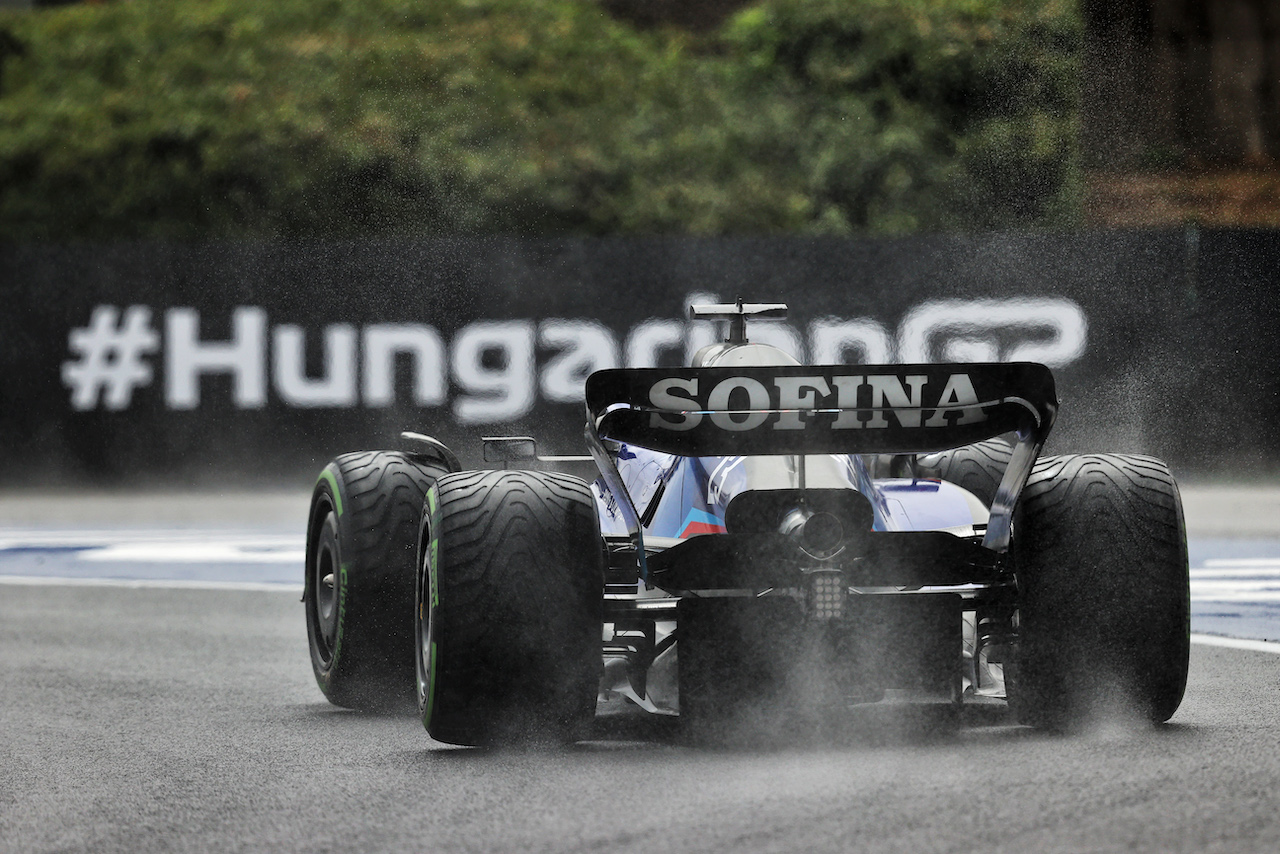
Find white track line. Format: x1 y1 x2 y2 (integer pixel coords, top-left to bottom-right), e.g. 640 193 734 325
78 543 304 563
0 531 303 546
0 575 301 593
1190 582 1280 594
1204 558 1280 568
1190 568 1280 578
0 532 304 564
1190 633 1280 654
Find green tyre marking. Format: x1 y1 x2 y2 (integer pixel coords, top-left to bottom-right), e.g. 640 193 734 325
332 562 349 666
426 486 441 609
318 468 343 516
313 470 342 689
429 537 439 609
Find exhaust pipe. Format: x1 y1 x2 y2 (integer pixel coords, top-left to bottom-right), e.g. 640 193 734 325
779 506 845 559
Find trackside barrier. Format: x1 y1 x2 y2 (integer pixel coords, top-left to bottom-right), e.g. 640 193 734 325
1 231 1277 483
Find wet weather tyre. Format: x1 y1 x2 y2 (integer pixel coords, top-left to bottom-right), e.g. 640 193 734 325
919 439 1015 508
1009 454 1190 729
417 470 603 746
305 451 451 712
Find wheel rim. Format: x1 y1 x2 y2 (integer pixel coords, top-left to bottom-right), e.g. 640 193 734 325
415 530 434 713
311 508 341 663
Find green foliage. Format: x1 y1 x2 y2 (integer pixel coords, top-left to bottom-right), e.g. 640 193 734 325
0 0 1080 239
722 0 1082 233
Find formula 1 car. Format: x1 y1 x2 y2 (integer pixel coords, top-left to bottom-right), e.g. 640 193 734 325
304 302 1190 745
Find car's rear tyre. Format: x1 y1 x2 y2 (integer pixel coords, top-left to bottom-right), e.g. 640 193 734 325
1009 454 1190 729
918 439 1015 508
305 451 450 712
417 470 603 746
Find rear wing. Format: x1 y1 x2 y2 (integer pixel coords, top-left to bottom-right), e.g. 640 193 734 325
585 363 1056 457
584 363 1057 556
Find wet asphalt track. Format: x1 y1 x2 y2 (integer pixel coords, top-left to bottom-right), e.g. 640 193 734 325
2 488 1279 853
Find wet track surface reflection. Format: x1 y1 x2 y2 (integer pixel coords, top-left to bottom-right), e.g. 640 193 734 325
3 579 1276 854
2 489 1279 853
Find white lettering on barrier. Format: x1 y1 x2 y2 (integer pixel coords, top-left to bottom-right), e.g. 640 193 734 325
810 318 894 365
363 324 447 408
63 297 1089 423
165 307 267 410
625 320 683 369
741 324 805 361
273 324 357 408
62 306 159 411
450 321 536 424
898 298 1087 367
540 320 619 404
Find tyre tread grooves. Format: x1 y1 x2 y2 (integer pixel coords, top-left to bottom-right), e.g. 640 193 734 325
1011 453 1189 729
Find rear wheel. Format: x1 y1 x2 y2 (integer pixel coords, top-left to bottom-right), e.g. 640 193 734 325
417 470 603 746
305 451 450 712
918 438 1015 508
1009 454 1190 729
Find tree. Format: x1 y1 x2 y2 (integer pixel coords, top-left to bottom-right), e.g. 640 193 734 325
1083 0 1280 168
